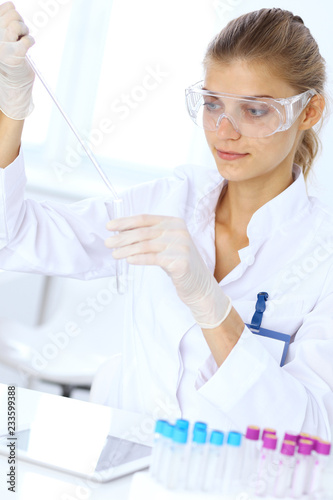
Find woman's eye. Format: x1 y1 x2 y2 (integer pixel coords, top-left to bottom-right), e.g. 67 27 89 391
245 106 269 118
203 101 220 111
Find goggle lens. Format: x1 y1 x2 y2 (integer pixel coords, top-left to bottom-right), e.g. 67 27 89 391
187 91 282 138
185 84 316 138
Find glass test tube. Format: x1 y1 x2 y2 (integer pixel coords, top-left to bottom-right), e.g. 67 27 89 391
26 55 128 294
186 423 207 491
291 438 314 497
202 430 224 493
221 430 243 495
262 428 277 442
157 422 174 485
308 440 331 495
112 198 128 294
272 440 296 498
283 431 299 444
166 425 188 490
255 433 278 497
242 425 261 487
150 419 167 479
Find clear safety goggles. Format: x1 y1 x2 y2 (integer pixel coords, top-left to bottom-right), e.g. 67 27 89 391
185 81 317 138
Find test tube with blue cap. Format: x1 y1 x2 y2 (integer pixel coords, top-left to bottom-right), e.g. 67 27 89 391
26 55 128 294
150 419 167 479
221 430 243 495
166 424 188 490
202 429 225 492
156 422 174 485
186 421 207 491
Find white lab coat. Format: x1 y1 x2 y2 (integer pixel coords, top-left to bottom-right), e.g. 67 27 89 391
1 151 333 438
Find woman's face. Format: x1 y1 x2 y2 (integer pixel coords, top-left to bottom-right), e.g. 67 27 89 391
203 59 304 184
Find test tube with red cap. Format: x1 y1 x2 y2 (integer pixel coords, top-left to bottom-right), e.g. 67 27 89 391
291 438 314 497
272 440 296 498
283 431 298 444
242 425 261 485
256 433 278 497
309 440 331 494
262 428 277 441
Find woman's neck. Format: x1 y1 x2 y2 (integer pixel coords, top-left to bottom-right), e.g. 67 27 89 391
216 167 294 236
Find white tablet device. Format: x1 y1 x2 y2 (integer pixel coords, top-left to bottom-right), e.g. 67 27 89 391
0 428 152 483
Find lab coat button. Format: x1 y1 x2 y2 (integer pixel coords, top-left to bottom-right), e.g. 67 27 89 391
246 255 255 266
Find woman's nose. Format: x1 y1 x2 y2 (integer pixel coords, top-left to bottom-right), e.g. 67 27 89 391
215 114 241 139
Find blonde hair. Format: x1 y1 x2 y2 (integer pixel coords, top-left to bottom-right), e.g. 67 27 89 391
203 8 327 179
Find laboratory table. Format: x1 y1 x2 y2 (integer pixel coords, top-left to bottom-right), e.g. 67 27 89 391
1 384 332 500
0 384 152 500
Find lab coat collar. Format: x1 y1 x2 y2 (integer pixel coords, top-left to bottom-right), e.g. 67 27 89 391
194 164 309 245
246 164 309 244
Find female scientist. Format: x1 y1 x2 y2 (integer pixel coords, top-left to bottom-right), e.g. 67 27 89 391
0 3 332 438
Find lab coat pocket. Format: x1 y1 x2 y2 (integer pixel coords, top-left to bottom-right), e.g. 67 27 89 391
263 293 318 332
235 294 317 336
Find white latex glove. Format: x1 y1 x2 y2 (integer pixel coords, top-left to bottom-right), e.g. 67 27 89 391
106 215 232 329
0 2 35 119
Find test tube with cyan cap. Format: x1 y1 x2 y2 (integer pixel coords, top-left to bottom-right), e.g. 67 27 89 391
156 422 174 485
186 422 207 491
166 425 188 490
150 419 167 479
221 431 243 495
202 430 225 492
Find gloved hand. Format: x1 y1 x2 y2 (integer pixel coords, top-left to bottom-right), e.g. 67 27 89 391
0 2 35 120
106 215 232 329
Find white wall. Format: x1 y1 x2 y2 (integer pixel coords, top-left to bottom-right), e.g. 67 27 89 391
11 0 333 203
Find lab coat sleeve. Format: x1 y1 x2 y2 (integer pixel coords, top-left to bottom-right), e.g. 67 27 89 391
0 151 118 278
195 271 333 438
0 151 195 278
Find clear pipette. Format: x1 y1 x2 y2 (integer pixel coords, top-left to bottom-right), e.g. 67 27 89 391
26 54 127 293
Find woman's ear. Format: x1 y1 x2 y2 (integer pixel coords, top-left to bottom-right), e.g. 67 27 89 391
299 94 325 131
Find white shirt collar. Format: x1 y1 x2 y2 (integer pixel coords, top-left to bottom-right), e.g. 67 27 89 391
194 164 310 245
246 164 309 244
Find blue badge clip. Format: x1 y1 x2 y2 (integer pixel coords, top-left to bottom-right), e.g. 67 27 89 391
246 292 291 367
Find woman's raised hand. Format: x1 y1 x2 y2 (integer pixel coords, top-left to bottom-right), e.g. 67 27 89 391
0 2 35 120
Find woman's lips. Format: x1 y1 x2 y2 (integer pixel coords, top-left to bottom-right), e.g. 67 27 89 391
216 149 249 161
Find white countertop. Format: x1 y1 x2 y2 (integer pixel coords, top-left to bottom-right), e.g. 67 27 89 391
0 384 153 500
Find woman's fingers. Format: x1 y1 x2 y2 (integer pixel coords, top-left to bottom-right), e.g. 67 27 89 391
0 3 16 17
105 214 191 275
112 240 166 260
105 226 162 250
0 6 23 28
106 214 166 232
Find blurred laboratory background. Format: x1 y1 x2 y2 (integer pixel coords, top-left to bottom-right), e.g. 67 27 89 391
0 0 332 401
